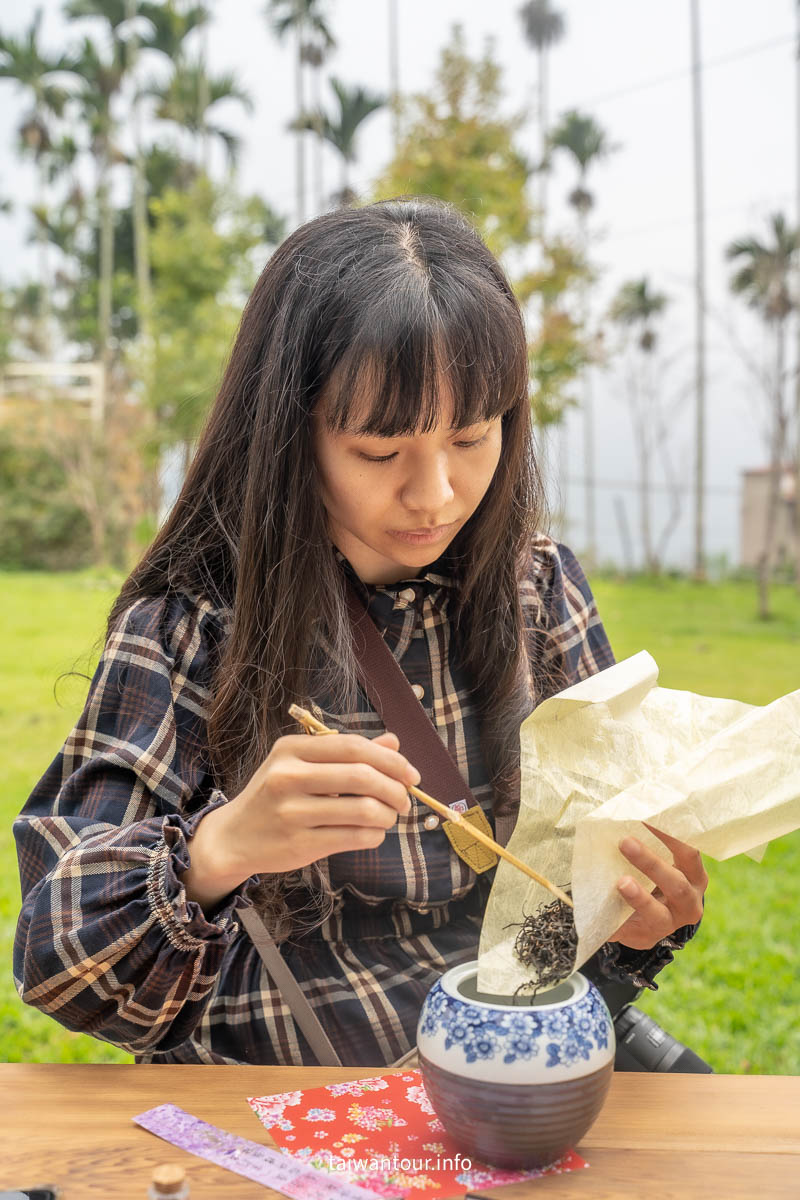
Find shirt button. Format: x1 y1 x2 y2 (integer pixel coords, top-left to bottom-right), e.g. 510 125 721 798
423 814 440 830
399 587 417 603
411 683 425 700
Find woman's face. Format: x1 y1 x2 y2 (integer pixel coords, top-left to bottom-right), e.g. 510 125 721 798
312 378 504 585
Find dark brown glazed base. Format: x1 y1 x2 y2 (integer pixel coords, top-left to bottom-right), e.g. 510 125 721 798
419 1053 614 1169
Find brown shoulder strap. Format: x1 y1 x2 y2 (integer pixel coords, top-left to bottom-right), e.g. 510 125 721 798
343 579 516 848
344 580 478 805
238 906 343 1066
239 907 417 1068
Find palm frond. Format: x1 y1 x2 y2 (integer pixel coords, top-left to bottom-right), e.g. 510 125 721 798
266 0 335 48
726 212 800 320
139 1 210 58
208 123 241 166
549 108 613 173
518 0 566 50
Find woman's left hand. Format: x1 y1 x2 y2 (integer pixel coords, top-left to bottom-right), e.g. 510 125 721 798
608 823 708 950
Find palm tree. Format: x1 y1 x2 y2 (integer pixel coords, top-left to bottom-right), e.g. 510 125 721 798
0 9 75 355
133 2 210 355
549 108 614 564
610 278 670 573
147 65 253 169
727 213 800 618
140 1 213 161
66 0 158 406
518 0 566 242
549 108 612 219
293 78 386 206
68 32 127 396
267 0 335 226
300 38 333 212
139 1 210 60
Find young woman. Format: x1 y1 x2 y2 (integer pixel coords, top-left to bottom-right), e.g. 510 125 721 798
14 199 706 1066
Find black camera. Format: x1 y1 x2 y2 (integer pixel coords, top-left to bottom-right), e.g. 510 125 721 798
589 974 714 1074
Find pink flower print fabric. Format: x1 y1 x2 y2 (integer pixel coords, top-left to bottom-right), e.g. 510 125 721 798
248 1068 587 1198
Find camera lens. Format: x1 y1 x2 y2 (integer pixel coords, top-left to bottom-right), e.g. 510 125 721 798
614 1006 712 1073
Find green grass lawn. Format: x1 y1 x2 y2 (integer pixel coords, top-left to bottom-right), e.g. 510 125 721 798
592 574 800 1075
2 569 799 1071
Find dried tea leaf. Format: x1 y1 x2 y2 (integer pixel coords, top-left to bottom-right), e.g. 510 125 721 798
504 890 577 996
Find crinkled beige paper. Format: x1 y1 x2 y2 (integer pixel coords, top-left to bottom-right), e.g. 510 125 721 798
477 651 800 996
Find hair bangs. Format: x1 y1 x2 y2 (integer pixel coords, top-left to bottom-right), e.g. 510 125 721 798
320 270 527 439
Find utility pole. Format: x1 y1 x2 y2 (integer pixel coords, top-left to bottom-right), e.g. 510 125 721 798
388 0 400 152
795 0 800 591
690 0 707 579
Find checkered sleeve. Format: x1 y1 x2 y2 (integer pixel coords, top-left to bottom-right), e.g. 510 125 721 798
542 541 701 990
13 595 258 1054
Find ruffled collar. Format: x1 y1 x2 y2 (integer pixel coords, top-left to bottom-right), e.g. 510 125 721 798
333 545 459 596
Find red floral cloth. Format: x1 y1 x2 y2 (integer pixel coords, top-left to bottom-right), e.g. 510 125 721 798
248 1069 587 1198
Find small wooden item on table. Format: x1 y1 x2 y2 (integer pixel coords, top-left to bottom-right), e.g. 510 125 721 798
148 1163 190 1199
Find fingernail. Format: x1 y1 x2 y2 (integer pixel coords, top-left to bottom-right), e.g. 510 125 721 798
621 837 640 855
408 768 421 787
619 878 637 897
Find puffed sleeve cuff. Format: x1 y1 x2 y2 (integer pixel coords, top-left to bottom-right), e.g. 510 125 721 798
593 914 702 991
150 791 261 950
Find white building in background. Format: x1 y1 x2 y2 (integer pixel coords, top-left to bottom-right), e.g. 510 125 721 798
740 467 797 569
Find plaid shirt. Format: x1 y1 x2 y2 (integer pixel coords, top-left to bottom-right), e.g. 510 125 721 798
14 535 698 1066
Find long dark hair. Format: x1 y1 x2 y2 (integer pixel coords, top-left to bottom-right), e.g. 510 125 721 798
108 198 555 936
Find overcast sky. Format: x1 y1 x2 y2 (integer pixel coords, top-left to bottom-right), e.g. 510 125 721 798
1 0 797 569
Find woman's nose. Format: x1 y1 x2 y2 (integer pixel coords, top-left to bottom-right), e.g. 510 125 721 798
399 452 456 512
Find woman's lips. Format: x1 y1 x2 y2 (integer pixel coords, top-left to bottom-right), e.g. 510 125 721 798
388 523 457 545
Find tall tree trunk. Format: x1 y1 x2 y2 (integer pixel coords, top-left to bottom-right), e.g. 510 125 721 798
642 353 656 572
97 149 114 413
690 0 707 580
630 365 652 573
579 205 596 565
388 0 400 152
132 143 152 353
795 0 800 591
126 0 152 369
199 22 211 172
34 157 51 359
538 44 548 243
294 25 306 225
641 439 653 572
654 414 684 568
312 62 323 211
613 493 634 571
796 323 800 593
758 320 788 619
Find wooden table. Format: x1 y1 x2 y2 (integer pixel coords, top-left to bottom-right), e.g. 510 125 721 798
1 1065 798 1199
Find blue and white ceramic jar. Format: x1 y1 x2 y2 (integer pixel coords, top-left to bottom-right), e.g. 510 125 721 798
417 961 615 1169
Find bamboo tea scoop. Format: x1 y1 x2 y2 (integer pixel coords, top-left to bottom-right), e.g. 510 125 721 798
288 703 574 909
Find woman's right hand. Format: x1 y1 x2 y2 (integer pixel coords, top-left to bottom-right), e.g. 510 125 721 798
180 730 421 910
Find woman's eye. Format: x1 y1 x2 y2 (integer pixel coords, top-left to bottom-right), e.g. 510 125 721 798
454 435 488 449
357 434 489 464
359 452 397 464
